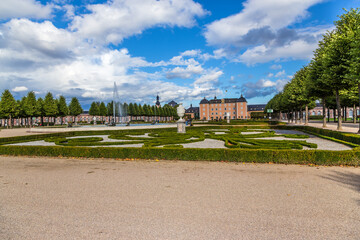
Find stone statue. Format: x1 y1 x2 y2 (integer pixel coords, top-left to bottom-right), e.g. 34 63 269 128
177 103 186 133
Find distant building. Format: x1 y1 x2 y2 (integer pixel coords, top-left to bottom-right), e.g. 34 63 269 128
199 95 248 120
185 104 199 119
168 100 177 107
155 95 161 107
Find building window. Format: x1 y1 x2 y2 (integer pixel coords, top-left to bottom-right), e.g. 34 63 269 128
241 111 243 114
215 108 217 110
219 108 221 110
216 112 218 115
215 104 218 107
211 108 213 111
241 107 243 109
233 108 235 110
203 113 205 116
212 113 214 115
225 108 226 110
233 112 235 114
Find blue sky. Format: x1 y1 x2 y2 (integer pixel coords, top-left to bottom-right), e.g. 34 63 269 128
0 0 359 110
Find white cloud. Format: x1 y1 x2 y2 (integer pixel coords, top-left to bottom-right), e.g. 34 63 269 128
204 0 324 46
166 65 203 79
267 73 274 78
12 86 28 92
0 17 219 105
0 0 52 20
275 70 285 77
1 19 81 64
241 78 289 98
203 0 329 64
270 64 282 70
180 49 201 57
238 39 318 65
70 0 208 45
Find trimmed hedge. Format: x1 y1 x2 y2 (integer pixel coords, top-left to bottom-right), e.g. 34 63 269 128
0 125 359 166
0 145 358 166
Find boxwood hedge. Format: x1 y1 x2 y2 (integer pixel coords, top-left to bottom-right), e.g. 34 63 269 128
0 124 359 166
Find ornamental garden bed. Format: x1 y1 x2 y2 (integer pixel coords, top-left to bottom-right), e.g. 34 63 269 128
0 125 359 166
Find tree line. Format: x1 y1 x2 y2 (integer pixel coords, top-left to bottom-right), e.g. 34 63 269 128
0 90 82 128
89 101 178 121
0 89 178 128
266 9 360 131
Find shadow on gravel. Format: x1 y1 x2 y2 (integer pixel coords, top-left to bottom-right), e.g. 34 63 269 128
322 171 360 204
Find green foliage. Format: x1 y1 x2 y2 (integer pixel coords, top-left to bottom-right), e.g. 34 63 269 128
89 101 100 116
99 102 107 117
24 91 37 118
43 92 58 117
250 112 265 119
57 96 69 117
0 145 358 166
0 89 16 118
68 97 83 117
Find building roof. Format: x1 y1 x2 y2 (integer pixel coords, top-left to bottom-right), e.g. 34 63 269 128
168 100 177 106
185 104 199 113
156 95 160 106
201 95 247 104
247 104 266 111
200 97 209 104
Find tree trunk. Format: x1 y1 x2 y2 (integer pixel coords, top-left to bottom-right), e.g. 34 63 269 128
354 104 356 124
322 99 326 128
294 110 298 124
358 83 360 133
305 105 308 125
287 112 290 123
335 89 342 130
299 108 303 124
327 108 330 122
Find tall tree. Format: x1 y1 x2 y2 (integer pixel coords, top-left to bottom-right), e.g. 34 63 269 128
68 97 83 124
43 92 58 126
89 101 100 123
36 97 45 126
337 8 360 132
99 102 107 123
57 95 69 125
24 91 37 127
0 90 16 128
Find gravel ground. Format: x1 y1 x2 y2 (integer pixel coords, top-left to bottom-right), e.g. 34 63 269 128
0 156 359 240
241 131 263 135
181 138 226 148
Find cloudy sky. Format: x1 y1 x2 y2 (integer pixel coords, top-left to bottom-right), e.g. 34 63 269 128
0 0 358 109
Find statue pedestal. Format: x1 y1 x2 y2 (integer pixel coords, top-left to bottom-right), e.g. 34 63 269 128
177 119 186 133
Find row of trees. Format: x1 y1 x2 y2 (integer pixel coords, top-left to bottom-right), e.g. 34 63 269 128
89 101 178 121
0 89 179 128
0 90 83 128
266 9 360 131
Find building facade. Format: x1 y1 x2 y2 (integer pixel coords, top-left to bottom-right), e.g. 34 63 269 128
199 95 248 120
185 104 199 119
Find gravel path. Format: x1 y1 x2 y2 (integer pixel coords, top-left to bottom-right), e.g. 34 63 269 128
182 138 226 148
0 156 359 240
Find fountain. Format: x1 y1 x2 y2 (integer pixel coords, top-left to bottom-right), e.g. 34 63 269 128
109 82 128 126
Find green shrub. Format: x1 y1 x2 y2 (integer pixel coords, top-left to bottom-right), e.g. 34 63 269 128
0 145 358 166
